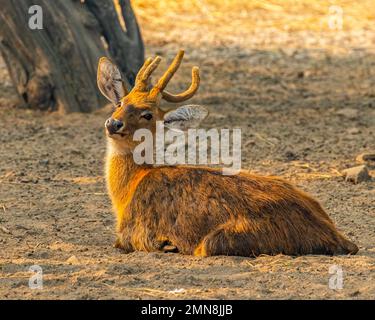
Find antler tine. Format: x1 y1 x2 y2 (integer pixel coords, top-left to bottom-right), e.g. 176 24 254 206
134 56 162 91
161 66 200 102
150 50 185 98
134 57 153 83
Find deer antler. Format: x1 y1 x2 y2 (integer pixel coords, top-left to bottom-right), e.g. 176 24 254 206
149 50 185 97
161 66 200 102
132 50 200 102
134 56 161 91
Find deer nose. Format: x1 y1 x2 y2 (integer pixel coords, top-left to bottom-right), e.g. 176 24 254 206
105 118 124 134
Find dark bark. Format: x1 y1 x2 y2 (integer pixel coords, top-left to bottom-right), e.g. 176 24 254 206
0 0 144 113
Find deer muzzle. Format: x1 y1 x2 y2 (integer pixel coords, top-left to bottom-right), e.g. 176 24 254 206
105 118 124 135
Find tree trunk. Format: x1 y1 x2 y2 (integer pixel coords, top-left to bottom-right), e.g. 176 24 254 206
0 0 144 113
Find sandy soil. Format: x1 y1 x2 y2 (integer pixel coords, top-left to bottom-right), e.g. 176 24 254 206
0 0 374 299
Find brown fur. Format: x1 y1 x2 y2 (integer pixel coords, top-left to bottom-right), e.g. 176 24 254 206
99 50 358 257
107 153 358 256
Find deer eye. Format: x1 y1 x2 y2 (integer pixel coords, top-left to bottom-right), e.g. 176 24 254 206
141 113 153 121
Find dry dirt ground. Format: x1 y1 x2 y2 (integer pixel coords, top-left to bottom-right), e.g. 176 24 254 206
0 0 374 299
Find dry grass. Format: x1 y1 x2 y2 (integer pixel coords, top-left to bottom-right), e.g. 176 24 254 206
132 0 375 44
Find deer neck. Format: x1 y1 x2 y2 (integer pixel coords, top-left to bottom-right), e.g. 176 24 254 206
105 140 151 224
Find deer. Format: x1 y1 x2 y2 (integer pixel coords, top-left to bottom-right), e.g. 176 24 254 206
97 49 358 257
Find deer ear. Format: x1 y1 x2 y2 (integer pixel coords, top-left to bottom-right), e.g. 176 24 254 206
163 105 208 131
97 57 127 105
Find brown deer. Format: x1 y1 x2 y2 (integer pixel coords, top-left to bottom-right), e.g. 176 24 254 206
97 50 358 257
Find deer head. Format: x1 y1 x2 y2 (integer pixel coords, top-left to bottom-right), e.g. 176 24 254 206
97 50 208 154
